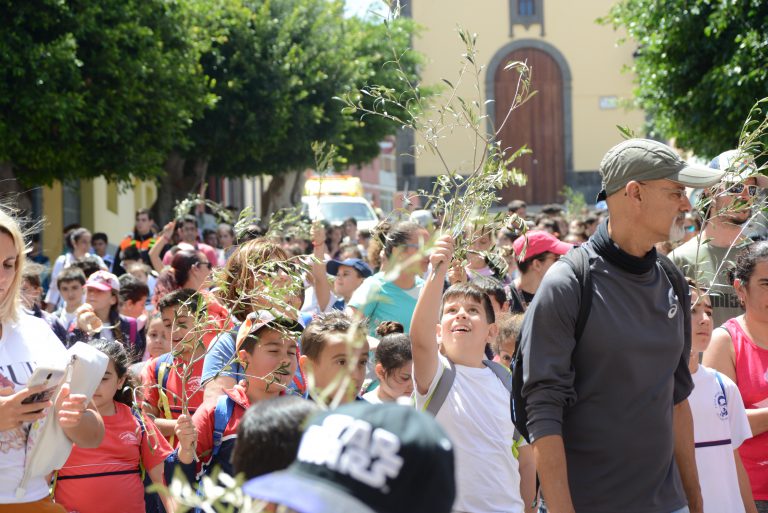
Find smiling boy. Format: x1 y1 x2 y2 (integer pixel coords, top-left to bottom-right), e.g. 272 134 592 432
141 288 212 441
191 311 301 478
411 234 532 513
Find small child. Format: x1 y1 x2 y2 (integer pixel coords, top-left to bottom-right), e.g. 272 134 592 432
686 280 756 513
362 321 413 404
298 310 369 405
55 266 86 328
492 313 523 368
191 311 301 478
54 339 195 513
21 263 68 343
69 271 145 359
411 234 534 513
118 273 149 321
145 312 171 359
141 289 212 442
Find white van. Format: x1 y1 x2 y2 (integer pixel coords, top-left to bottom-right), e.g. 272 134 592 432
301 195 379 231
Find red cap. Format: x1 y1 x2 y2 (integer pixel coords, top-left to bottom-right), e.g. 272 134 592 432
512 230 573 262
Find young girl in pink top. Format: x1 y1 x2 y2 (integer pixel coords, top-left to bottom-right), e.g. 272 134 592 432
705 242 768 510
55 340 196 513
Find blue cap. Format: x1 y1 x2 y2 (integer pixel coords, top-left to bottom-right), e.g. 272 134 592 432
326 258 373 278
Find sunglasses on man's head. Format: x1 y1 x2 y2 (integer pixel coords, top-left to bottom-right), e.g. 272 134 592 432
726 183 759 197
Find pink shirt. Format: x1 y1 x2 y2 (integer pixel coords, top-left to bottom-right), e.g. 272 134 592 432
723 318 768 500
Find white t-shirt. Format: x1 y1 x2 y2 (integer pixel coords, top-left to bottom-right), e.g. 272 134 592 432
414 354 523 513
0 314 68 503
690 365 752 513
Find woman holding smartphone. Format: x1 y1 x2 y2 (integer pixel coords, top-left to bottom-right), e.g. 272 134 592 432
0 208 104 512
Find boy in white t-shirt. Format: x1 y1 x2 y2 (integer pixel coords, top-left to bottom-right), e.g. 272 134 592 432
54 267 86 329
687 280 756 513
411 234 534 513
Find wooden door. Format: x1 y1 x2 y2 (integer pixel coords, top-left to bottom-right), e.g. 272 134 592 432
494 47 564 204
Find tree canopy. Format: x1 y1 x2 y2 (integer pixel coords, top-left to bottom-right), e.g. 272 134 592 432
1 0 422 212
603 0 768 158
0 0 210 186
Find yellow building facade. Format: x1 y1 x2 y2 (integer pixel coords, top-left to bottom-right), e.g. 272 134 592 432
41 178 157 259
408 0 645 204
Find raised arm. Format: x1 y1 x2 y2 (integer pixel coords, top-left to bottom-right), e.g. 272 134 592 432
149 221 175 273
410 234 452 395
310 222 331 312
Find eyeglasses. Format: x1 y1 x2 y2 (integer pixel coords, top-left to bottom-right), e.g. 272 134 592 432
684 225 697 233
636 181 687 201
195 261 212 269
726 183 759 197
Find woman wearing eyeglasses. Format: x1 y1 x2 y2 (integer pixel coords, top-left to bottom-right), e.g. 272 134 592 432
152 250 212 309
670 149 768 327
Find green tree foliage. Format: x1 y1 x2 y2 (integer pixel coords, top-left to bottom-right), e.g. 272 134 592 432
0 0 210 186
603 0 768 157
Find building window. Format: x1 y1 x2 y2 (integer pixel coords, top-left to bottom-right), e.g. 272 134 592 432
510 0 544 36
519 0 535 16
106 181 118 214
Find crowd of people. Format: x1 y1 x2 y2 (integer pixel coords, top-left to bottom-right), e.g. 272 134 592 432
0 138 767 513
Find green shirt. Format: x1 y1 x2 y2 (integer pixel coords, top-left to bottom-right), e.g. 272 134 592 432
670 236 748 327
348 271 424 336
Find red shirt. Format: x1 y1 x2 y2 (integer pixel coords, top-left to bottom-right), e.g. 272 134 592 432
141 352 206 420
192 386 250 477
55 402 171 513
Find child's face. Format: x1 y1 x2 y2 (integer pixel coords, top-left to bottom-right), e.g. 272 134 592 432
121 296 147 319
497 340 515 367
333 265 364 300
85 287 117 315
92 360 126 413
20 279 42 309
60 280 84 306
238 328 298 400
377 361 414 400
302 334 369 403
146 317 170 358
438 296 497 360
161 306 198 352
690 289 713 354
92 239 107 256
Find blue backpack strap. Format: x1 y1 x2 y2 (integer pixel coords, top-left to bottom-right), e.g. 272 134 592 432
155 352 175 390
212 395 235 458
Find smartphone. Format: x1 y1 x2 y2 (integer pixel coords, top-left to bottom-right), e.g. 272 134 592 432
21 366 66 406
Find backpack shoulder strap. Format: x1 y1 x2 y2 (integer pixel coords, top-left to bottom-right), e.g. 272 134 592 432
560 247 593 341
424 358 456 417
155 352 175 390
127 317 138 347
130 409 147 480
483 359 512 392
212 395 235 458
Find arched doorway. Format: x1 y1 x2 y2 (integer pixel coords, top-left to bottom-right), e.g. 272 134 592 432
491 44 569 204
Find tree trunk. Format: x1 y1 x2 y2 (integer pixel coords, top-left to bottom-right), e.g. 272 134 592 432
152 152 209 224
261 170 306 218
0 162 33 214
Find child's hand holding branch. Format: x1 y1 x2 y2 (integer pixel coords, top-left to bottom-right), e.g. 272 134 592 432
174 414 197 464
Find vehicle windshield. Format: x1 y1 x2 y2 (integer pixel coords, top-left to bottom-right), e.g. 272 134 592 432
314 201 377 223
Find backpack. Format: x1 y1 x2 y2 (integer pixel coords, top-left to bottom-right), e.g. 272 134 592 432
211 394 235 460
155 353 176 445
510 247 689 442
422 357 525 456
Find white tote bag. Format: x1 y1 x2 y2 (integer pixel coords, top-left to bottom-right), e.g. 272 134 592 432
16 342 108 498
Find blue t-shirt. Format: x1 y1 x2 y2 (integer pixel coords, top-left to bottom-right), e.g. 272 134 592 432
347 272 424 335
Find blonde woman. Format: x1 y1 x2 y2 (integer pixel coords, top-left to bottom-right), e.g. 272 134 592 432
0 209 104 512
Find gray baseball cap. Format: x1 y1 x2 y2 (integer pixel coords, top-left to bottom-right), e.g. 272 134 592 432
596 139 724 201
